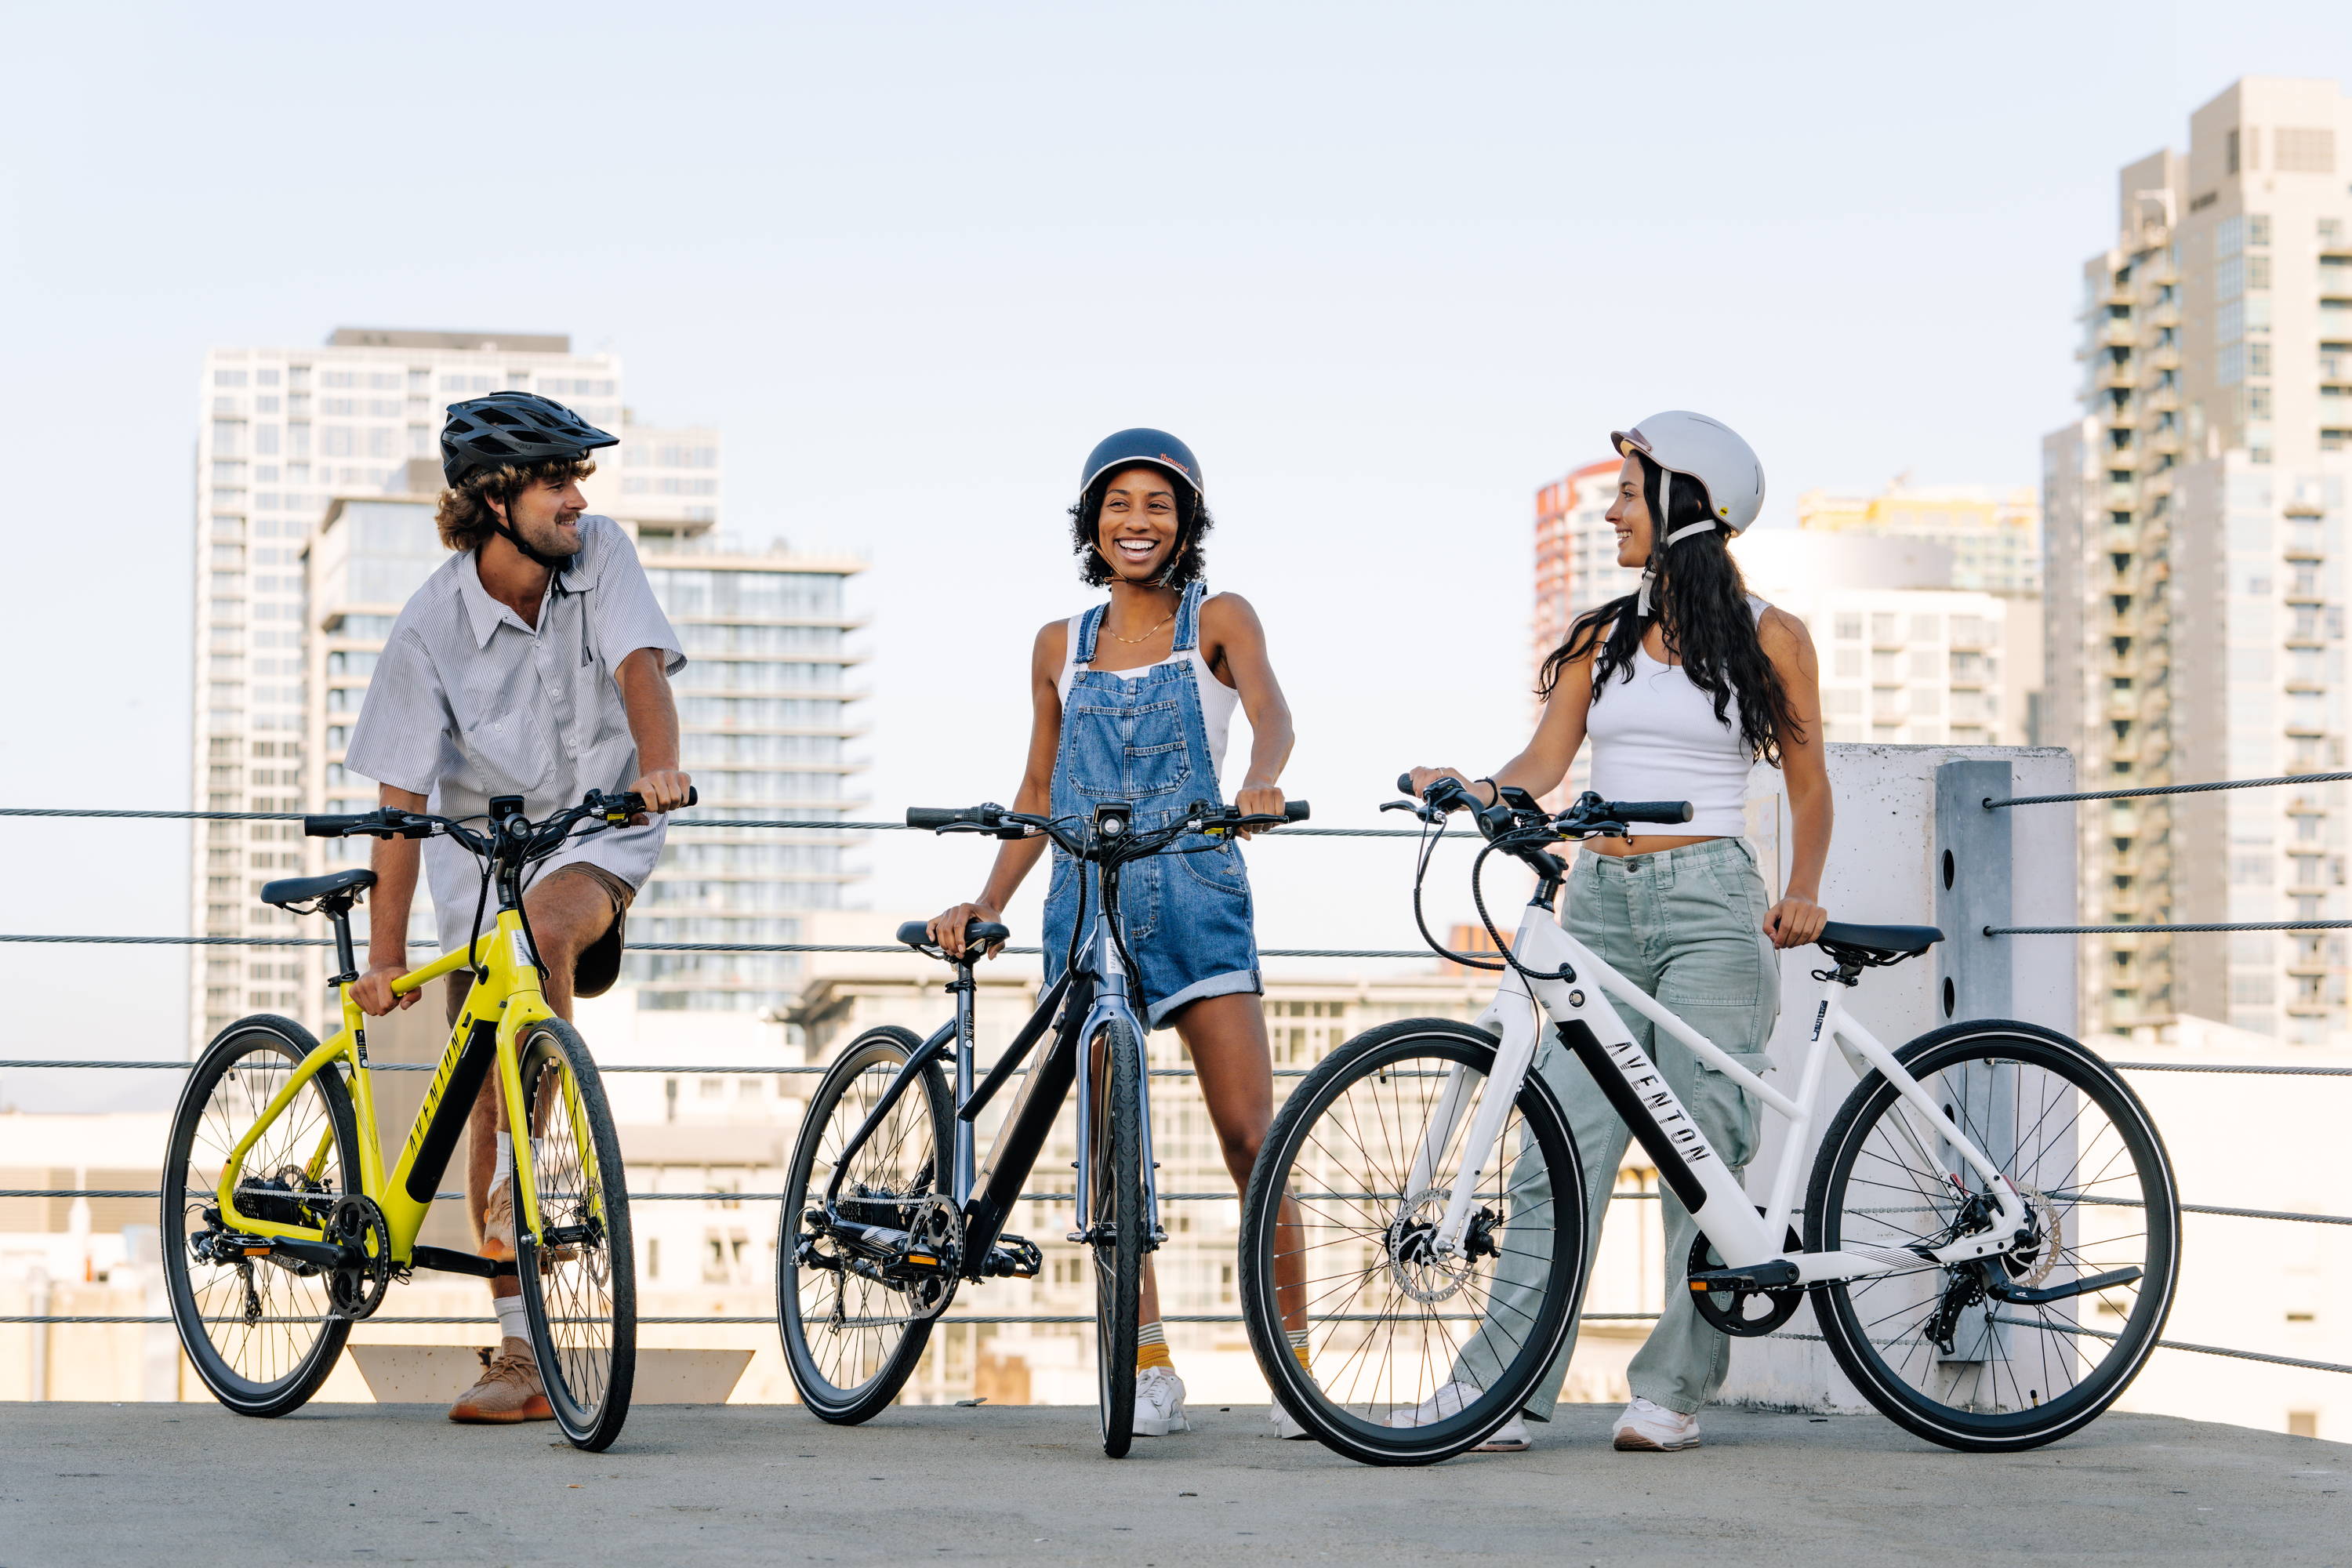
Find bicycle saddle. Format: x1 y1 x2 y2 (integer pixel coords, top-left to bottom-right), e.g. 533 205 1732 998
1814 920 1942 962
895 918 1011 953
260 867 378 910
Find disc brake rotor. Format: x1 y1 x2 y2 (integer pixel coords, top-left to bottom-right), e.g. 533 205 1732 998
2003 1185 2061 1288
1386 1189 1478 1305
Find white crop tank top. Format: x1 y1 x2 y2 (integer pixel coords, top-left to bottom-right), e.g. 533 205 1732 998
1584 597 1768 837
1057 617 1240 781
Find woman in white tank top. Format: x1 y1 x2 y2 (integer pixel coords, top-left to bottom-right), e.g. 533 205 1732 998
1403 412 1831 1456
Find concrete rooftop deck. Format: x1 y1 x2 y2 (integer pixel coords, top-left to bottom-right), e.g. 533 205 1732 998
2 1403 2345 1565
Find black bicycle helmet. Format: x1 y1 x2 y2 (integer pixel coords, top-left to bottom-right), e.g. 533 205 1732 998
440 391 619 488
1077 427 1203 503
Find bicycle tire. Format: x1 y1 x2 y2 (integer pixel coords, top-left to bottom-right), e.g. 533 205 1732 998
1091 1019 1145 1459
513 1018 637 1452
778 1025 955 1424
1806 1018 2180 1453
162 1015 361 1417
1238 1018 1585 1465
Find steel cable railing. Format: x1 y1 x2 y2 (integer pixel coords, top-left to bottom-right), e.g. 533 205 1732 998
2 797 2347 1386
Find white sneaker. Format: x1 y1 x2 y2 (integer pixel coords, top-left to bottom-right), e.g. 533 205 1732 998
1385 1380 1530 1452
1612 1396 1700 1451
1269 1403 1312 1439
1132 1367 1190 1436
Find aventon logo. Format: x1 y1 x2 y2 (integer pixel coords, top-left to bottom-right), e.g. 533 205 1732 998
1602 1034 1712 1167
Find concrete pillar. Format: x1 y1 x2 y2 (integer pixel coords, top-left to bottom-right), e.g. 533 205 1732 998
1715 742 2077 1412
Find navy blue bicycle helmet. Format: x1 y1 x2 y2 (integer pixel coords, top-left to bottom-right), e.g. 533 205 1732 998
1077 427 1203 503
440 391 618 488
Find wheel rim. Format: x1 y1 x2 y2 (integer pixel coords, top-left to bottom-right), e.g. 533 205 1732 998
1091 1026 1138 1454
521 1037 619 1424
785 1045 941 1404
1820 1042 2170 1429
169 1033 347 1396
1265 1038 1571 1440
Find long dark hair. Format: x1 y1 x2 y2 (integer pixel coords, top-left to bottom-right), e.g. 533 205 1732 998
1068 466 1214 587
1537 450 1800 765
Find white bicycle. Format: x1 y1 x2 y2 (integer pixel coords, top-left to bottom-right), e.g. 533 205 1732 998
1237 777 2180 1464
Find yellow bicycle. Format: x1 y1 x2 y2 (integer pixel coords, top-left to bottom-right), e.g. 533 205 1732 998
161 787 675 1450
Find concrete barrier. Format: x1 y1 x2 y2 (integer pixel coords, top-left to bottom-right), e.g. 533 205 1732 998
1718 742 2077 1411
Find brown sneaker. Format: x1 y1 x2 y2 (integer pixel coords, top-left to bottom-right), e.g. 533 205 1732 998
480 1180 516 1263
448 1338 553 1424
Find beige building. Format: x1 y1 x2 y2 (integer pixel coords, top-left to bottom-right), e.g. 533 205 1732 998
2043 77 2352 1041
1796 480 2042 596
1734 532 2042 747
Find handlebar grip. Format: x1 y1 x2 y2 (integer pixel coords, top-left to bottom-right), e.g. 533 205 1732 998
906 807 961 829
681 786 698 808
1396 773 1417 797
1283 800 1311 822
1608 800 1695 825
302 814 369 838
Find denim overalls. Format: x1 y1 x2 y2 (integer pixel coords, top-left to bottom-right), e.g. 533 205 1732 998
1040 581 1261 1029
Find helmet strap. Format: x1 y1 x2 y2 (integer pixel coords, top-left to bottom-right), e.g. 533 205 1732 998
488 508 573 572
1634 470 1719 615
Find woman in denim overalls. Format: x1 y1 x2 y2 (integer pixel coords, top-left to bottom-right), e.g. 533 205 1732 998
927 429 1308 1439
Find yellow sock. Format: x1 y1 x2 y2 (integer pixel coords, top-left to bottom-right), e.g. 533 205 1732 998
1288 1327 1312 1373
1136 1321 1173 1373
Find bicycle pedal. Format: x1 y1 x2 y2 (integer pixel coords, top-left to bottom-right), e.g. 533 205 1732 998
981 1235 1044 1279
1687 1260 1801 1294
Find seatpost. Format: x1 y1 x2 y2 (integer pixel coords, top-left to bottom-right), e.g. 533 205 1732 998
947 955 978 1203
327 900 360 987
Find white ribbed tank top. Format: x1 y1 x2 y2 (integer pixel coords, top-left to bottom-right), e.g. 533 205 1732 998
1056 617 1240 781
1584 597 1767 837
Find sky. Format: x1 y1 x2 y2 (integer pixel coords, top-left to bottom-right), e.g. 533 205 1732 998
3 3 2349 1109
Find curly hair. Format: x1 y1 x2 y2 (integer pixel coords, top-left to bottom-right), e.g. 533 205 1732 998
1537 449 1801 766
1067 467 1214 587
433 456 597 552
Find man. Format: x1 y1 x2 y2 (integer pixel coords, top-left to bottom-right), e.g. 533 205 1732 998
343 390 692 1424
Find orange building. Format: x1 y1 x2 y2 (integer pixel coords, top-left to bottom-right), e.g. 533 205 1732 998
1533 457 1624 682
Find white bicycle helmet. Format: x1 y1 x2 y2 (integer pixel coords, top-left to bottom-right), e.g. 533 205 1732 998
1609 410 1765 612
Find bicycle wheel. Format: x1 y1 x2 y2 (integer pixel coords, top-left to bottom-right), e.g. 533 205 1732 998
1089 1018 1145 1459
512 1018 637 1452
779 1025 955 1423
1807 1019 2179 1453
162 1015 361 1417
1238 1018 1585 1465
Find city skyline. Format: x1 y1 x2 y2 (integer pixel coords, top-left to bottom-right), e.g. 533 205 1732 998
6 13 2352 1105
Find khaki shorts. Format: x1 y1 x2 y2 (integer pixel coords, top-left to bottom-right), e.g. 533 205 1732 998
444 862 637 1025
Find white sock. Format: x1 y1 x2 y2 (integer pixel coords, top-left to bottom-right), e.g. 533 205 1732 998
490 1133 512 1195
495 1294 528 1343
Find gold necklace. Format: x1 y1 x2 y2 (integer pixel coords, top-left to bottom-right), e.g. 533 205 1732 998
1105 611 1175 645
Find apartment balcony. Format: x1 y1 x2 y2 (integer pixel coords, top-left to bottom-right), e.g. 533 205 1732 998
2150 302 2180 329
2105 400 2140 428
2285 571 2326 604
2095 361 2136 390
2286 527 2326 561
2098 318 2137 348
2145 383 2180 412
2149 428 2182 456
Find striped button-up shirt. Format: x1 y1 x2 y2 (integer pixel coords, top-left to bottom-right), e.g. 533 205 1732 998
343 516 685 959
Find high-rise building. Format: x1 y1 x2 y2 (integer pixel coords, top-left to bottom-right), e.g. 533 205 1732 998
1796 481 2042 596
302 465 867 1023
2043 77 2352 1043
188 329 623 1047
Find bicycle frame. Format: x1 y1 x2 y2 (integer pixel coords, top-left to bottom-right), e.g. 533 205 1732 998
209 906 581 1267
1417 895 2030 1287
822 863 1163 1272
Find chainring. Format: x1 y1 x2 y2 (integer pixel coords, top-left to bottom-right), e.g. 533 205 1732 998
325 1193 393 1320
1686 1222 1807 1338
902 1196 964 1319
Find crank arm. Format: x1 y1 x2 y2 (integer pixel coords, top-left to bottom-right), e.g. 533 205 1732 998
1987 1266 2143 1306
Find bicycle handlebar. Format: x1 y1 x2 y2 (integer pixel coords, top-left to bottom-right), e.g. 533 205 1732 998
302 786 699 844
1610 800 1695 826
